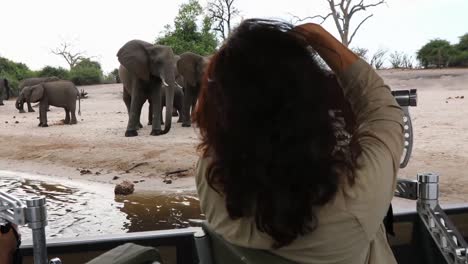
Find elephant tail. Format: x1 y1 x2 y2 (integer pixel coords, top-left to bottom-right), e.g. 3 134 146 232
4 79 10 100
76 87 81 116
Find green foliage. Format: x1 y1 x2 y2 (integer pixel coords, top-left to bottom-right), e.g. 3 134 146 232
70 58 103 85
156 0 218 55
103 69 120 84
417 35 468 68
416 39 456 68
75 58 102 71
38 66 70 80
457 33 468 52
111 68 121 83
450 51 468 67
0 56 36 96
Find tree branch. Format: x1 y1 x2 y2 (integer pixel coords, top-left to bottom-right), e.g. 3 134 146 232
289 13 332 24
350 0 385 15
348 14 373 45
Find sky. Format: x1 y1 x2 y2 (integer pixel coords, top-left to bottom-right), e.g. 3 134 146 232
1 0 467 73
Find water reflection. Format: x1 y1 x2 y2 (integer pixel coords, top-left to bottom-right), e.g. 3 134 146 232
0 171 202 241
116 192 202 232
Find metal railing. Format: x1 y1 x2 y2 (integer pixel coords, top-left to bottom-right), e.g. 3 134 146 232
396 173 468 264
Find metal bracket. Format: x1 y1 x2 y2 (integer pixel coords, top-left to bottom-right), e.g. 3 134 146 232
396 173 468 264
0 191 26 226
400 106 414 168
394 178 418 200
0 191 52 264
418 203 468 263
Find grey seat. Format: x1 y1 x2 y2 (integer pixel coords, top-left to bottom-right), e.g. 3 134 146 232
195 221 297 264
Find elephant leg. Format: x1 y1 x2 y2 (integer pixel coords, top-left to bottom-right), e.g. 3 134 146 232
160 106 164 125
125 81 146 137
27 101 35 112
181 85 193 127
38 100 49 127
148 100 153 126
64 108 71 124
69 102 78 124
124 88 143 129
70 108 77 125
175 92 183 123
150 84 163 135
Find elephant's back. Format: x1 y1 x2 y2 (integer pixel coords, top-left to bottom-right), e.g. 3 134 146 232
45 80 77 94
19 77 55 89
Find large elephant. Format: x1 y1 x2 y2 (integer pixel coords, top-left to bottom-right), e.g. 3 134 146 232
0 78 11 105
117 40 176 137
177 52 210 127
16 76 60 113
16 80 81 127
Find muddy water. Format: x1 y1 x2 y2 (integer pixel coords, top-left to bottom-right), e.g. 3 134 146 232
0 171 203 241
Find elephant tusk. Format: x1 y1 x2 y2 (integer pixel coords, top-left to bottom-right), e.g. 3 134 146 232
175 82 183 89
161 78 169 87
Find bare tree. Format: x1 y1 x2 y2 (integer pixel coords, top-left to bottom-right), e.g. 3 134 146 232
402 54 414 69
207 0 240 41
370 48 387 69
389 51 404 68
51 41 86 69
293 0 386 47
352 47 369 62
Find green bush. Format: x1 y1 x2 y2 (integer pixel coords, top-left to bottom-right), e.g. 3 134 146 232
69 58 103 85
449 51 468 67
0 56 36 96
102 72 117 84
70 66 103 85
417 39 456 68
38 66 70 80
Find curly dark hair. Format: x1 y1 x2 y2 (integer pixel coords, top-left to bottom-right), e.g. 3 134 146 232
193 19 359 248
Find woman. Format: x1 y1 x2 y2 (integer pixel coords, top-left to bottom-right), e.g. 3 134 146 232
193 19 404 263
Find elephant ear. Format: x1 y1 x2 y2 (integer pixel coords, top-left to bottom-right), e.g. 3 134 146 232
30 84 44 102
117 40 152 81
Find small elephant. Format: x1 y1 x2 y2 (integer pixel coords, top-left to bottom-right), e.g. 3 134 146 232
117 40 177 137
177 52 210 127
16 76 60 113
0 78 11 105
16 80 81 127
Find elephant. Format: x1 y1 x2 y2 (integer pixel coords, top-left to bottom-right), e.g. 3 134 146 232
147 54 185 126
176 52 210 127
117 40 176 137
16 76 60 113
0 78 11 105
16 80 81 127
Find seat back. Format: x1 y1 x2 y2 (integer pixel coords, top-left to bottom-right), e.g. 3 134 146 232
194 222 297 264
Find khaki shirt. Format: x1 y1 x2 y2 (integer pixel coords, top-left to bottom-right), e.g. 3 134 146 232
195 59 404 264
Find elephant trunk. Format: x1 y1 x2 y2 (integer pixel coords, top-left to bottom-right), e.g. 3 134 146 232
15 96 23 110
161 68 175 135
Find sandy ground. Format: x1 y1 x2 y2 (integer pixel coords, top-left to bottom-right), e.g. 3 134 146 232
1 68 468 204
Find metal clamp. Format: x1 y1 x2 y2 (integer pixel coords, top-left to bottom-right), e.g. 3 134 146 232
0 191 58 264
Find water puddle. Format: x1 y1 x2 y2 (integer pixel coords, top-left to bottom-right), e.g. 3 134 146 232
0 171 202 240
